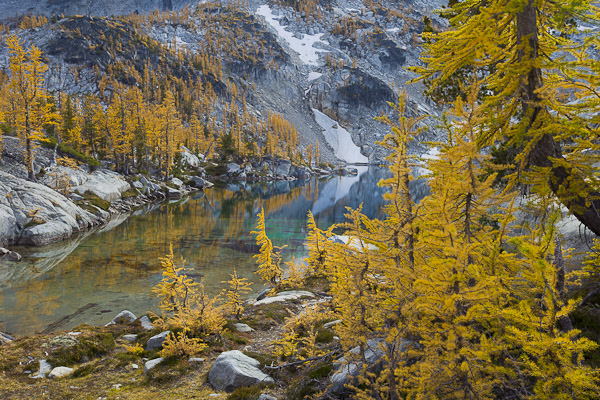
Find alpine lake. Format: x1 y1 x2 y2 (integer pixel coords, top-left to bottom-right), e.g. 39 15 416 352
0 166 429 336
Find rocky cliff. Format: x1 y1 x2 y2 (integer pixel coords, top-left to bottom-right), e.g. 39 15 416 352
0 0 446 164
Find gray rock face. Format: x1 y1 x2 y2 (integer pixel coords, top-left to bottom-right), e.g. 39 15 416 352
122 334 138 342
31 359 52 379
146 330 171 351
143 357 164 374
48 366 73 378
71 169 131 202
0 0 194 17
0 171 98 247
208 350 274 392
106 310 137 326
41 166 130 202
273 160 292 176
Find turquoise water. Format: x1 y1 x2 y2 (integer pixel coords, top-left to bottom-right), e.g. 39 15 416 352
0 166 396 336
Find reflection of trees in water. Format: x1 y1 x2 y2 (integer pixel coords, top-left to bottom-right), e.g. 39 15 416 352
0 167 401 335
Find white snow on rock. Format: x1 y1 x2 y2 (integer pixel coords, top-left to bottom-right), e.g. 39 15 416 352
311 165 368 215
256 5 327 66
312 108 368 163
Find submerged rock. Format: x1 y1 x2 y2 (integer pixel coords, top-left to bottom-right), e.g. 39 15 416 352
208 350 274 392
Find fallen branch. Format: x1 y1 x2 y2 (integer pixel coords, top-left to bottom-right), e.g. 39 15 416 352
264 351 336 371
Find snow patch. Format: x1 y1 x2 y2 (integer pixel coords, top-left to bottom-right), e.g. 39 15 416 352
256 5 328 66
312 108 368 163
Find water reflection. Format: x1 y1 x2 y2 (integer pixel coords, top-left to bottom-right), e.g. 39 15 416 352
0 166 409 336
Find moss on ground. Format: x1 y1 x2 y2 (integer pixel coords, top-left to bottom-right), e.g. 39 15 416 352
82 190 111 211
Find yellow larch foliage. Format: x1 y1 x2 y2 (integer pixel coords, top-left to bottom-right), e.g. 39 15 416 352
221 268 252 320
5 35 58 180
251 208 285 287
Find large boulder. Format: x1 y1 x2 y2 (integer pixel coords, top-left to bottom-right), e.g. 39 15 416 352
273 160 292 176
190 176 214 189
208 350 274 392
146 331 171 351
0 171 98 246
72 169 131 202
253 290 315 306
180 146 202 168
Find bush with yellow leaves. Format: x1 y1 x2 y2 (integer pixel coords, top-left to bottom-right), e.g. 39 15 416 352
160 329 207 358
151 244 225 357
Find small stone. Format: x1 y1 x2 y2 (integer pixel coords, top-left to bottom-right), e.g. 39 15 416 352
209 395 222 397
31 359 52 379
188 357 205 363
233 323 254 333
170 177 184 187
0 331 14 344
131 363 139 369
122 334 137 342
48 366 74 378
138 315 154 330
112 383 122 390
146 331 171 351
258 394 278 400
105 310 137 326
323 320 342 329
67 331 82 336
143 357 164 374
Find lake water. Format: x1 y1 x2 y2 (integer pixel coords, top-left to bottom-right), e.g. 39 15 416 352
0 166 423 336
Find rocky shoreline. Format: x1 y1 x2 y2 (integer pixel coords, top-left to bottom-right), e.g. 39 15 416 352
0 283 362 400
0 136 357 253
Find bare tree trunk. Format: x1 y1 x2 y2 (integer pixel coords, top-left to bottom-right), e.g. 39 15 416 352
517 1 600 236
